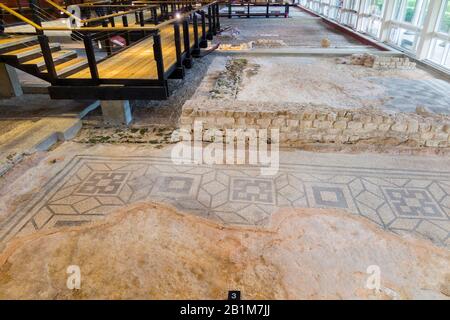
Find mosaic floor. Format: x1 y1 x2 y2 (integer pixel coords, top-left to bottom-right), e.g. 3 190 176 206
1 155 449 248
367 77 450 114
215 10 365 47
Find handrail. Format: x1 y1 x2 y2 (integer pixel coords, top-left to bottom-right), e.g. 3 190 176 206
132 1 209 2
132 1 212 4
44 0 85 23
0 1 217 33
0 3 43 30
83 5 158 24
77 0 114 5
0 3 151 32
0 0 87 25
42 0 157 25
1 3 156 31
76 5 147 8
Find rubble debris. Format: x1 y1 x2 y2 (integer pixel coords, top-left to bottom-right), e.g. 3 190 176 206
337 54 417 70
216 26 241 42
218 38 287 51
218 42 252 51
416 106 434 116
321 38 331 48
210 58 249 99
252 39 287 48
74 126 175 145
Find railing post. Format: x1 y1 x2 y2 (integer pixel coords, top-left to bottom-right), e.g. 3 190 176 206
200 10 207 48
285 3 289 18
228 2 232 19
152 7 158 24
102 20 112 55
266 2 269 18
207 5 213 40
107 4 115 28
106 6 114 26
192 12 200 56
38 34 57 81
212 4 217 35
135 11 139 24
83 34 99 81
0 7 5 35
182 18 192 68
152 31 165 81
174 21 183 69
122 15 130 45
139 10 145 26
215 3 220 31
163 4 168 19
139 10 146 37
247 2 250 19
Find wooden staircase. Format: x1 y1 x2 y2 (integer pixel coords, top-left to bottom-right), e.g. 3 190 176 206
0 35 89 81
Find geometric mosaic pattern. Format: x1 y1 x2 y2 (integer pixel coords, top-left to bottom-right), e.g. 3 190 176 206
383 188 446 219
230 178 276 204
0 155 449 248
312 186 349 208
76 172 129 195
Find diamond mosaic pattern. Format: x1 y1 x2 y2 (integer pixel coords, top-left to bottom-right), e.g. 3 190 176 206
1 156 449 247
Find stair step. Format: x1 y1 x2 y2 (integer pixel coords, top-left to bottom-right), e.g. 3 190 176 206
0 36 38 54
23 50 79 71
52 57 89 78
1 43 61 62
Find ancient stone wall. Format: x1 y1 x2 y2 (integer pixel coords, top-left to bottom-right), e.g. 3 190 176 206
372 56 417 70
340 54 417 70
180 100 450 147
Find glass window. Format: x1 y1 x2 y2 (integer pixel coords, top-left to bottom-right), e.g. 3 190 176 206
369 0 384 16
438 0 450 33
445 50 450 67
428 38 447 64
405 0 419 23
393 0 429 26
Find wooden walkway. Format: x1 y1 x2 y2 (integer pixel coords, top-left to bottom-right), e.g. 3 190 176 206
0 1 220 99
68 23 195 79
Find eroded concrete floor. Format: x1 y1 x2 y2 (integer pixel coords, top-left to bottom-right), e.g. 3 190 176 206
195 55 450 114
216 7 370 49
0 143 449 250
0 95 97 175
0 202 449 299
0 94 95 119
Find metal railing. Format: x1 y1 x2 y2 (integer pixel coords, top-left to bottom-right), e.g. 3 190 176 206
0 2 218 32
222 1 290 18
0 1 220 88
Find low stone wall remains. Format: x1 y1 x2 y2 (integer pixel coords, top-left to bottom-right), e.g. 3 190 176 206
338 53 417 70
180 99 450 148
